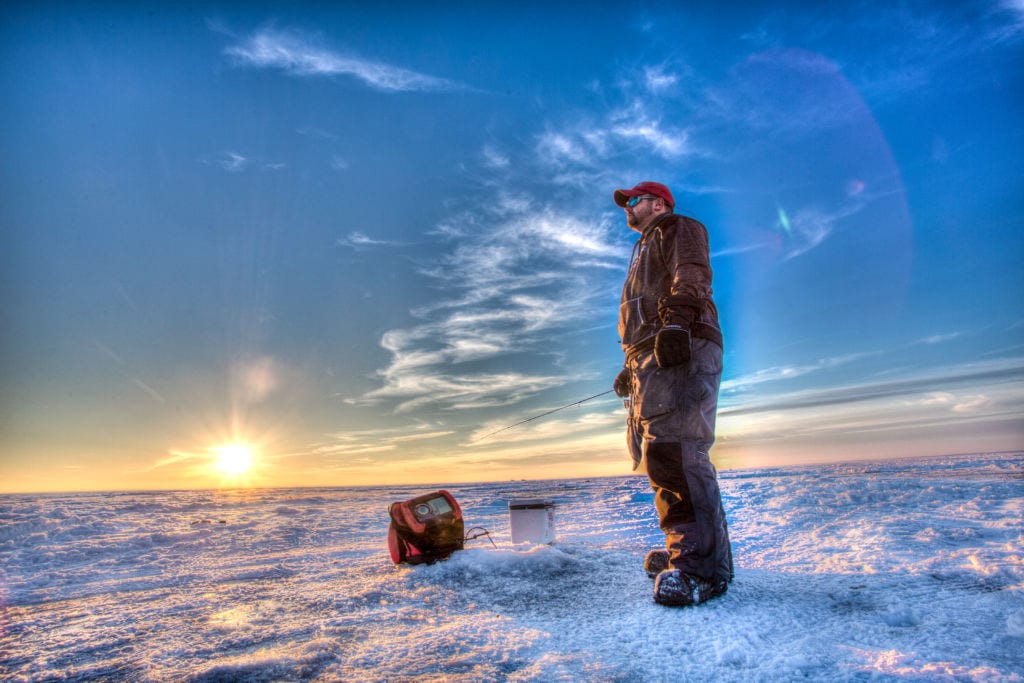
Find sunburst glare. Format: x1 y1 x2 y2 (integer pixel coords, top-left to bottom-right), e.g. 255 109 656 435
211 443 256 477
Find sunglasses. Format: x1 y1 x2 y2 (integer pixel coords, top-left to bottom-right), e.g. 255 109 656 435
627 194 658 208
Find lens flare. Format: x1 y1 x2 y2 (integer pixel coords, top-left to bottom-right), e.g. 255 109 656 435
776 206 792 234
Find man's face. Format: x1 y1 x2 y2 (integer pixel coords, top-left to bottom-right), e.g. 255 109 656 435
625 196 657 231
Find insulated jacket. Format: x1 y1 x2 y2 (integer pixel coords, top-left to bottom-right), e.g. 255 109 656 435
618 213 722 358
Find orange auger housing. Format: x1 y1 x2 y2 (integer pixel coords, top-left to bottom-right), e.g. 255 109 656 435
387 490 465 565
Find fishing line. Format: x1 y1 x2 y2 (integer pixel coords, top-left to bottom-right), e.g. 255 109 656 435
473 389 616 442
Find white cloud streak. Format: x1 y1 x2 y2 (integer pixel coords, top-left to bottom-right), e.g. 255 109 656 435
716 371 1024 462
711 242 774 258
920 332 965 345
720 357 1024 418
351 202 626 414
611 121 689 157
482 145 510 169
776 202 864 260
531 99 695 191
335 232 410 249
995 0 1024 41
218 151 250 172
147 450 201 472
130 377 167 404
308 426 456 459
721 353 881 400
199 151 285 173
225 27 463 92
643 65 679 93
723 332 995 399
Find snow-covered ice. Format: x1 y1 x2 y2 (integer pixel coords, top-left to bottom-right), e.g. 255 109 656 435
1 452 1022 681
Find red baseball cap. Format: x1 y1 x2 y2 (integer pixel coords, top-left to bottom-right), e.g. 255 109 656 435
613 181 675 209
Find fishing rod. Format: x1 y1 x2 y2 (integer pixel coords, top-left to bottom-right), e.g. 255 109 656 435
473 389 616 442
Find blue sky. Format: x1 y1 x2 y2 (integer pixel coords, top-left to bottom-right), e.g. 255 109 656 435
2 2 1022 492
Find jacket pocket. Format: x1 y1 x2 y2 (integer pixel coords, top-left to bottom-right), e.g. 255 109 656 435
618 296 660 348
688 337 723 377
633 340 722 423
633 353 680 421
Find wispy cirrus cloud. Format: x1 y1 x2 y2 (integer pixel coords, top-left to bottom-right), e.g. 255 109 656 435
919 331 965 345
643 64 679 93
217 151 251 172
335 232 410 249
198 150 285 173
711 242 774 258
994 0 1024 41
723 332 986 399
611 120 689 157
537 99 692 177
343 59 706 420
773 199 868 260
349 201 625 414
357 369 564 413
129 377 166 404
309 426 456 459
295 126 337 140
721 352 878 396
720 356 1024 418
714 357 1024 467
735 4 1024 105
146 450 202 472
481 145 510 169
302 418 626 478
224 27 464 92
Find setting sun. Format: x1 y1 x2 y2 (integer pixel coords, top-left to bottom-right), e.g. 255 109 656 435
213 443 255 476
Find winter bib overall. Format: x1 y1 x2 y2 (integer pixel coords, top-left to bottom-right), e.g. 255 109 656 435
619 212 733 586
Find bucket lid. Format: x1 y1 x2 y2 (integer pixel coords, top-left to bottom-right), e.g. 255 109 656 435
508 498 555 510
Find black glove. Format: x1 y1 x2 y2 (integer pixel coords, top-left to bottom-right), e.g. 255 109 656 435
654 325 691 368
657 294 700 328
613 367 632 397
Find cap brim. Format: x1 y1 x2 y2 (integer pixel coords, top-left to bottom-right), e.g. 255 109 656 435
613 189 635 207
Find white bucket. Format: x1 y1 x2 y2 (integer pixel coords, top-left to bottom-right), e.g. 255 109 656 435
508 499 556 545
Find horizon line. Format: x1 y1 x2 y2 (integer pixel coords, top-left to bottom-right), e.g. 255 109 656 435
2 449 1018 497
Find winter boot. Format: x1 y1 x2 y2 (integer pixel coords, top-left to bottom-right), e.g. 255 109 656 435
644 550 670 578
653 569 728 607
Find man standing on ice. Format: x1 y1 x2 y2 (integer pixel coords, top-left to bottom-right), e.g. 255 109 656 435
612 181 733 606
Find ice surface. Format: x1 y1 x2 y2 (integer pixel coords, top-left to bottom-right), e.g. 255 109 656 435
1 453 1022 681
